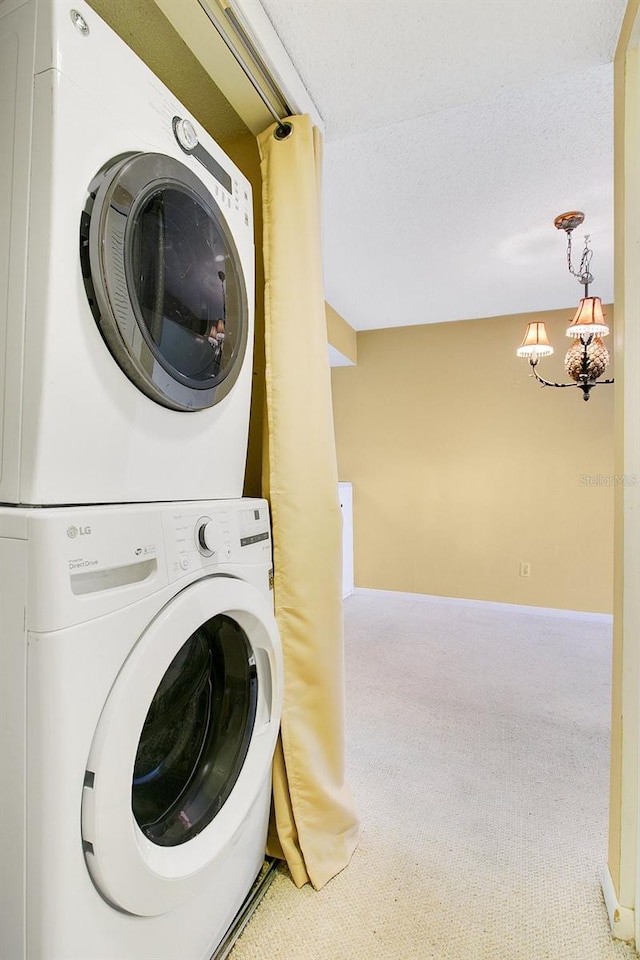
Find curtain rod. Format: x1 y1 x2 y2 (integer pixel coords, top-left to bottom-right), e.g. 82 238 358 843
196 0 293 137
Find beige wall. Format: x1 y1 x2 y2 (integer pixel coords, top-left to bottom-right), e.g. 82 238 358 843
332 306 614 614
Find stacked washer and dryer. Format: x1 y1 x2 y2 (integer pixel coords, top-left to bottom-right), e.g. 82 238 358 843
0 2 283 959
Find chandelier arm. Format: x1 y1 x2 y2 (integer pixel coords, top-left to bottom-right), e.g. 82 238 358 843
529 362 614 395
529 361 579 389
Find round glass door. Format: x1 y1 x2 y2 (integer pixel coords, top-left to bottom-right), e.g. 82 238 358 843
81 152 249 412
81 576 282 918
132 614 257 847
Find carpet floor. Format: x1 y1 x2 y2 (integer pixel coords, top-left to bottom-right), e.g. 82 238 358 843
228 591 637 960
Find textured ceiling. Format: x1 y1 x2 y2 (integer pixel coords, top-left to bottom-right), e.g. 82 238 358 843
258 0 626 330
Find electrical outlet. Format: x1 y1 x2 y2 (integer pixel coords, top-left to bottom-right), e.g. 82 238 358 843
519 561 531 578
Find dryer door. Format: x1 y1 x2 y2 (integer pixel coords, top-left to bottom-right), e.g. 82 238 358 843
81 152 249 411
81 577 282 917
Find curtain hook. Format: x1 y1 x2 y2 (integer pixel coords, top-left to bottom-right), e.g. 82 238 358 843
274 121 293 141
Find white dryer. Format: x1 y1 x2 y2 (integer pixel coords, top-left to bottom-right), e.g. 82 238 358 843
0 498 283 960
0 0 255 505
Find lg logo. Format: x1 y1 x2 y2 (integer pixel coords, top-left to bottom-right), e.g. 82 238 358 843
66 525 91 538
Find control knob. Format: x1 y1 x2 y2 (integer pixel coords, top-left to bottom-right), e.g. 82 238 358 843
173 117 198 153
196 517 216 557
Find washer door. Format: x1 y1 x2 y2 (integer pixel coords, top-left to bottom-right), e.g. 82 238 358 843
81 577 282 917
81 152 249 411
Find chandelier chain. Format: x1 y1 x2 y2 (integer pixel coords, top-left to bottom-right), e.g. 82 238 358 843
566 232 594 285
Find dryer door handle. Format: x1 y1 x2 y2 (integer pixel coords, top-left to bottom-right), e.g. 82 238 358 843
254 648 273 727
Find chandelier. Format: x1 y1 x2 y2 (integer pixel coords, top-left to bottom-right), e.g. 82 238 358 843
516 212 613 401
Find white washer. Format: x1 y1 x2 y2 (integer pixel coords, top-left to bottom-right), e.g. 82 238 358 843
0 498 283 960
0 0 255 505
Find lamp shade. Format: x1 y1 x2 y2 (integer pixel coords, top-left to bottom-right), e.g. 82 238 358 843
516 321 554 359
566 297 609 338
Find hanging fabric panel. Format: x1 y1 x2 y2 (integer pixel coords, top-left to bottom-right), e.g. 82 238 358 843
257 114 361 890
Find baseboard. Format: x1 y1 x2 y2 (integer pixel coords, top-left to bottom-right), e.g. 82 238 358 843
600 865 635 944
351 587 613 623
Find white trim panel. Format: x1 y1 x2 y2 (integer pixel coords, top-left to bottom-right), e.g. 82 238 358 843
601 864 635 943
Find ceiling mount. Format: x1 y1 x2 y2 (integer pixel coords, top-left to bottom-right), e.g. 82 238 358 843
553 211 585 233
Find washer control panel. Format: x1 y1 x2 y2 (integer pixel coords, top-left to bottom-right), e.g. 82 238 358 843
10 499 271 632
163 501 271 582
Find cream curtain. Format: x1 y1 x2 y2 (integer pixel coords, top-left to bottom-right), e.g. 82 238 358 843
257 115 361 890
